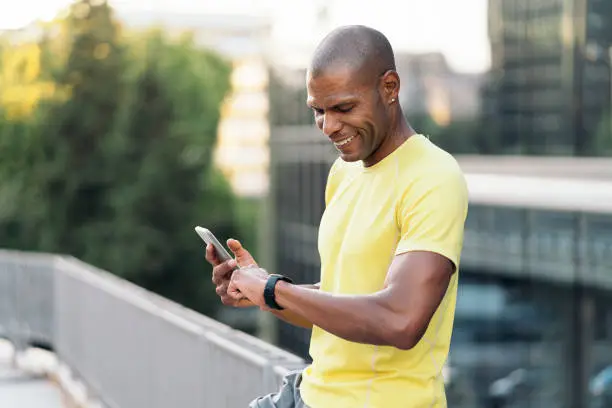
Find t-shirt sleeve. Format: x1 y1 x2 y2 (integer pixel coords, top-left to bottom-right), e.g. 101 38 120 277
395 168 469 269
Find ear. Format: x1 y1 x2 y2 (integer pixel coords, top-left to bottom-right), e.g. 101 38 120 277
380 70 400 105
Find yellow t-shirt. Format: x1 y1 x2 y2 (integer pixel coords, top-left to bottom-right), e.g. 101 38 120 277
300 134 469 408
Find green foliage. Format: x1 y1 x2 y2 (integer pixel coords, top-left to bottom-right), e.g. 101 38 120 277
0 0 236 317
594 113 612 156
409 113 483 154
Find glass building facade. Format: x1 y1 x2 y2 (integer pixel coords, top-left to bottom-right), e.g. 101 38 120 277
483 0 612 156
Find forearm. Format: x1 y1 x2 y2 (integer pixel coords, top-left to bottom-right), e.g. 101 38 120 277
269 309 313 329
268 283 319 329
274 282 407 347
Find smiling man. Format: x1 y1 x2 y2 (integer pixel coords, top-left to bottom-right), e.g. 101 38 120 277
206 25 469 408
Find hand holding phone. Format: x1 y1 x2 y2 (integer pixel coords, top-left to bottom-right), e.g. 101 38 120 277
197 226 255 307
195 226 234 264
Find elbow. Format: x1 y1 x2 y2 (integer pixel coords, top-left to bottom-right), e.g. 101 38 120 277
390 333 419 351
387 320 425 351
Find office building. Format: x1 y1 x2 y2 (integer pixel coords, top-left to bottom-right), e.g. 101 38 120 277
483 0 612 155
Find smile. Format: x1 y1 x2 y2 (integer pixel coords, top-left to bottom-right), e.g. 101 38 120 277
334 135 356 147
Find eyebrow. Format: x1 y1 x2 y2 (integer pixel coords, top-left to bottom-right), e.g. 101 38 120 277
307 98 356 111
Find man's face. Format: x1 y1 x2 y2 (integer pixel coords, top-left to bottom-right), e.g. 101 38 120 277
306 67 390 164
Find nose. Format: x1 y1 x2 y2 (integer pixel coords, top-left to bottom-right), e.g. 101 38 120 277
320 112 342 137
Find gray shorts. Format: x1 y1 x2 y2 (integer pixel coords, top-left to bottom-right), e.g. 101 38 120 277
248 370 309 408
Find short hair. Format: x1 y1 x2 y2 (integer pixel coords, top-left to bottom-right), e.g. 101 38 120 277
309 25 396 83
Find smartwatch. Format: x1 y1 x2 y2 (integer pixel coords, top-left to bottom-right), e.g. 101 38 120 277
264 274 293 310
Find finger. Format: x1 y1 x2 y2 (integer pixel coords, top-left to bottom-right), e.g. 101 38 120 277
215 282 228 297
205 243 218 264
212 260 236 285
221 295 235 306
216 278 241 296
227 238 242 250
227 239 257 267
228 239 256 259
236 298 252 308
211 264 226 285
212 268 230 286
227 281 242 300
228 290 242 301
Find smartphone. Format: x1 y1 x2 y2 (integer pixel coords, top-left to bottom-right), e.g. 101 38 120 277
195 226 234 263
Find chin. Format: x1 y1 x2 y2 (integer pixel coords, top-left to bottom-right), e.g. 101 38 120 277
338 150 363 162
335 136 367 162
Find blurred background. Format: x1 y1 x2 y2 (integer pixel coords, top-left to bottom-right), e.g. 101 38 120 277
1 0 612 407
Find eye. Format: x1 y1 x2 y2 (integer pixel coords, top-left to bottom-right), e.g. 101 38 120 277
336 105 353 113
312 107 324 115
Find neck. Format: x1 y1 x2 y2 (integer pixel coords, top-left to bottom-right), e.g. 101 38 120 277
363 112 415 167
393 114 416 143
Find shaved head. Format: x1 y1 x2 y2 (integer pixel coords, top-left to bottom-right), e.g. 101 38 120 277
309 25 396 84
306 26 409 168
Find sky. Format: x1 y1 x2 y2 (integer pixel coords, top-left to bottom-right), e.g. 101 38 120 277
0 0 490 73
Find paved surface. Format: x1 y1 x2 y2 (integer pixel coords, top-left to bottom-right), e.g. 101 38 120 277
0 340 64 408
0 364 63 408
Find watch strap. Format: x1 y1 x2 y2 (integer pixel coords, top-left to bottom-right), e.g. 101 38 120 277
264 274 293 310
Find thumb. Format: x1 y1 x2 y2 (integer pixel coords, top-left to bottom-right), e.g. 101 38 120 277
227 238 243 252
227 280 242 300
227 239 257 266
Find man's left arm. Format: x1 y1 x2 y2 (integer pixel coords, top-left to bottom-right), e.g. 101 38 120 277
230 169 468 349
273 250 455 349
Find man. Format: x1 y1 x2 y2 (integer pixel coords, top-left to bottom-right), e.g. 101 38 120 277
206 25 469 408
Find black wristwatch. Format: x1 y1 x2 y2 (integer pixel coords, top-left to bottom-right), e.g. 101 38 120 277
264 274 293 310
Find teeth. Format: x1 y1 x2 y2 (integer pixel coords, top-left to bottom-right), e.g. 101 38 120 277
334 135 355 147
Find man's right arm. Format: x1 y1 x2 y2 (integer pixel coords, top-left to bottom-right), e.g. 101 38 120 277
268 283 319 329
207 240 319 329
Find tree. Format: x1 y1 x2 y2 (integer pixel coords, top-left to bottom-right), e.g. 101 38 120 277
0 34 61 249
35 0 125 256
94 30 236 313
0 1 236 317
